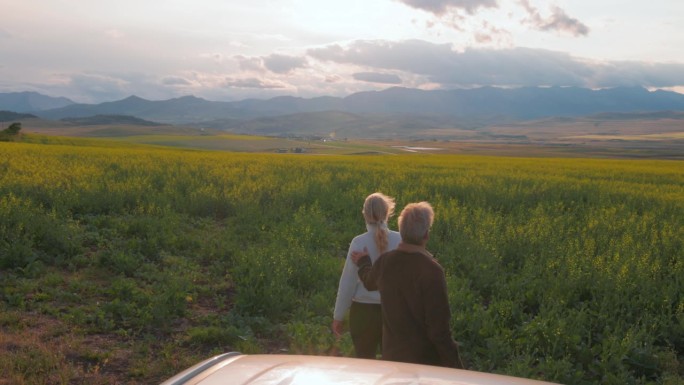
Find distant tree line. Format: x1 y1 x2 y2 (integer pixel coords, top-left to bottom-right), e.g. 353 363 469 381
0 122 22 141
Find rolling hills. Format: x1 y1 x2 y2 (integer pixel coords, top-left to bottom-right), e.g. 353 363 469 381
1 87 683 158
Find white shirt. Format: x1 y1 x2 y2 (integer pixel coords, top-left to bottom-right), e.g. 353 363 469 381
333 224 401 321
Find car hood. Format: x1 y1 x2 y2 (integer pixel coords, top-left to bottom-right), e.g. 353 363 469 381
161 353 560 385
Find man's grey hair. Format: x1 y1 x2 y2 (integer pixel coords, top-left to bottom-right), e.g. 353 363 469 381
398 202 434 245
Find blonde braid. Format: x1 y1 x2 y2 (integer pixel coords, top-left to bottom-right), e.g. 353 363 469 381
363 192 396 253
375 222 389 253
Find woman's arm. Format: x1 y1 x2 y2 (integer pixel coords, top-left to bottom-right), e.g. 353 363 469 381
332 242 363 335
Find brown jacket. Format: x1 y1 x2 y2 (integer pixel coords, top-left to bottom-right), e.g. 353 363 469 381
357 244 463 368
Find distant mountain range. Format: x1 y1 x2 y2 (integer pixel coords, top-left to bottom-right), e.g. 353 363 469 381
0 92 74 113
2 87 684 137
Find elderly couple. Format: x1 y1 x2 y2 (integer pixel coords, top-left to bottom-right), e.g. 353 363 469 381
332 192 464 369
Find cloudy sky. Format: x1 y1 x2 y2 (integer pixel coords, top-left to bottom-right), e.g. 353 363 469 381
1 0 683 103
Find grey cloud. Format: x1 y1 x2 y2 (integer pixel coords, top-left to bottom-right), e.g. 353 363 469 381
263 54 307 74
425 46 591 87
308 39 684 89
68 73 131 101
519 1 589 36
224 77 285 89
400 0 589 37
235 55 265 72
325 75 342 83
474 32 493 44
63 72 190 102
0 28 11 38
309 40 456 76
591 62 684 88
235 54 307 74
541 7 589 36
353 72 403 84
162 76 192 86
396 0 497 15
474 22 511 45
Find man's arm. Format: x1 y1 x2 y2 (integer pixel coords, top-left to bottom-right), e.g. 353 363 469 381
353 250 379 291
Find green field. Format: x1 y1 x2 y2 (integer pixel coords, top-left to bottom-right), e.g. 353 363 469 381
1 137 682 384
34 133 410 155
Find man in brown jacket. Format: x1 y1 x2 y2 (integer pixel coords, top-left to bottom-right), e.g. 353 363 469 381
352 201 464 369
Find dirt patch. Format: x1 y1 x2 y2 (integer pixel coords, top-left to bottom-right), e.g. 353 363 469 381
0 311 134 384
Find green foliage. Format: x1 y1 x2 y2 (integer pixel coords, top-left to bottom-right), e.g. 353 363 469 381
286 320 337 355
0 194 81 270
0 343 72 385
0 122 22 141
0 141 682 384
187 325 241 346
6 122 22 134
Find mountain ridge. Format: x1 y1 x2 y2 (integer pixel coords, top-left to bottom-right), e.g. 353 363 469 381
2 86 684 138
0 92 74 113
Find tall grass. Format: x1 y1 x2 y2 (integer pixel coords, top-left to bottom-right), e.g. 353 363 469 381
0 140 682 384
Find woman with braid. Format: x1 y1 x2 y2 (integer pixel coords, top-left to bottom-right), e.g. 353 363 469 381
332 192 401 359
